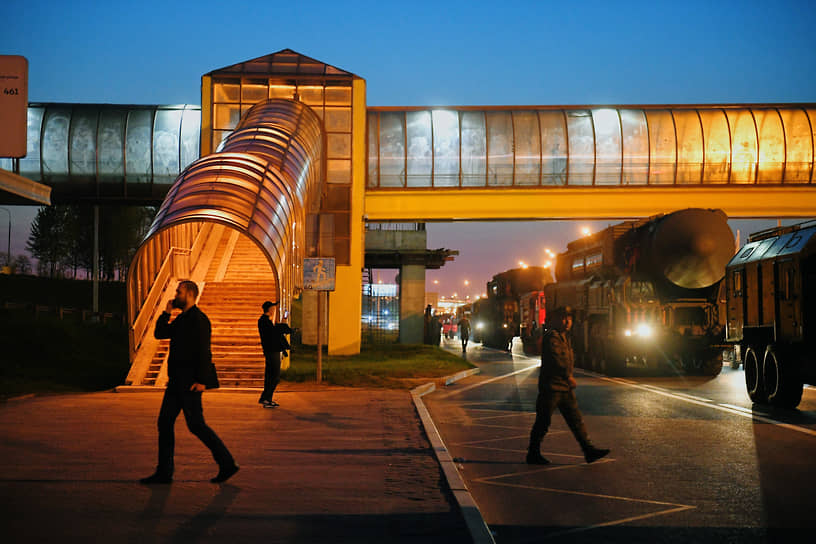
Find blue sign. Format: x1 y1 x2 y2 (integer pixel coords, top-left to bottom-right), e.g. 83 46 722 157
303 258 335 291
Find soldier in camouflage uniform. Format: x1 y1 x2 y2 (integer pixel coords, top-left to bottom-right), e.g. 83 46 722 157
527 306 610 465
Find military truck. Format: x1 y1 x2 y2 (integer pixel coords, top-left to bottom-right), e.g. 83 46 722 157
725 220 816 408
545 208 735 376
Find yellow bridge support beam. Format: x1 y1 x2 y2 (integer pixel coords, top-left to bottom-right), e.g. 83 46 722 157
364 186 816 221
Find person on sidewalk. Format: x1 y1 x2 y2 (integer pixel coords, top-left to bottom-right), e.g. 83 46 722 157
140 280 239 485
526 306 610 465
258 300 292 408
458 315 471 353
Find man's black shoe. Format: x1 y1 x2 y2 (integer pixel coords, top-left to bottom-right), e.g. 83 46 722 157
584 447 610 464
525 451 550 465
139 472 172 485
210 464 239 483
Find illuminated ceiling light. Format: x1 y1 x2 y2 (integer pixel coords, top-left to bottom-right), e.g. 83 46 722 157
581 227 591 236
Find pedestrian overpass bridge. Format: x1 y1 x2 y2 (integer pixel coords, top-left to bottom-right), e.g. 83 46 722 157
1 50 814 373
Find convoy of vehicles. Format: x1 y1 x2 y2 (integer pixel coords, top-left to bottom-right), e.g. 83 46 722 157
462 209 815 407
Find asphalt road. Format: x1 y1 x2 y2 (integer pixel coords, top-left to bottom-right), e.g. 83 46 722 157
426 336 816 543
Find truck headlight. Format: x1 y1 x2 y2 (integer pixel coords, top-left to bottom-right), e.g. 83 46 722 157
636 324 653 337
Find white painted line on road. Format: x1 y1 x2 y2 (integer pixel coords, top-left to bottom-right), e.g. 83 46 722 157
437 363 540 399
601 377 816 438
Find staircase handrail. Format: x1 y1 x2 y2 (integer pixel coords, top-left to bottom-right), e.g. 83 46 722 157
128 246 187 361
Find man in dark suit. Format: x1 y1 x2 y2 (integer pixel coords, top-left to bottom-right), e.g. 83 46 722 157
258 300 292 408
527 306 610 465
140 280 238 484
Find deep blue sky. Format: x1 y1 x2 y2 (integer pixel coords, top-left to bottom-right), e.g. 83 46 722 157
2 0 815 294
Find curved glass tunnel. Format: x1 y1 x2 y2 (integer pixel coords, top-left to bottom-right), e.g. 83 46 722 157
125 99 323 375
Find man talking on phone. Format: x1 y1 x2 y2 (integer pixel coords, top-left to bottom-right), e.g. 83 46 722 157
140 280 238 484
258 300 292 408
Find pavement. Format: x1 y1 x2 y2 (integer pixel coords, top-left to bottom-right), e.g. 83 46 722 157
0 381 476 543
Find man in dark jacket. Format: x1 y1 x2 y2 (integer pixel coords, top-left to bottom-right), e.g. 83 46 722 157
527 306 610 465
258 300 292 408
140 280 238 484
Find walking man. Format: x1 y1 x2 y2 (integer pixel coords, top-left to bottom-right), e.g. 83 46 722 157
140 280 239 484
458 315 471 352
527 306 610 465
258 300 292 408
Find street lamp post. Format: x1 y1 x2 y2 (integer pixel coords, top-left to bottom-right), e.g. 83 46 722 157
0 207 10 271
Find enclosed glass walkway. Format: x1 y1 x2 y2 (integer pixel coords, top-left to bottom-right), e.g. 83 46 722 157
3 104 815 204
366 106 816 188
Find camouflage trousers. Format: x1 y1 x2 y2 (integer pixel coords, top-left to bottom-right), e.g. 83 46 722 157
529 388 591 453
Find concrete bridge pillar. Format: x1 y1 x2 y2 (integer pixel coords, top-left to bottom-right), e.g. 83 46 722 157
399 261 426 344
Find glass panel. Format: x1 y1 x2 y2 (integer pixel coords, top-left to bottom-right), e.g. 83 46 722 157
779 108 812 183
699 109 730 184
367 112 379 187
328 133 351 158
566 110 594 185
673 110 703 184
461 111 486 186
432 110 460 187
241 79 268 104
269 84 296 100
325 86 351 106
755 109 785 183
808 109 816 183
20 107 44 181
215 104 241 130
325 107 351 132
98 109 125 181
213 80 240 102
646 110 676 184
726 109 758 183
298 85 323 107
180 107 200 170
126 109 153 183
379 112 405 187
539 111 567 185
153 109 183 184
406 111 432 187
327 159 351 184
592 108 621 185
620 109 648 185
41 107 71 181
0 158 10 171
486 112 513 186
513 111 540 186
69 109 97 178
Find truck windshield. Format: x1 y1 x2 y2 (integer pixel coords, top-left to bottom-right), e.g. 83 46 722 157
628 281 655 302
675 307 706 327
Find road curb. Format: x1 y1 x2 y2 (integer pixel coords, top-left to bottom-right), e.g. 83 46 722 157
411 369 495 544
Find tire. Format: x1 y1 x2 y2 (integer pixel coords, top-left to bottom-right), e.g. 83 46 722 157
744 346 767 403
763 346 803 409
701 355 723 377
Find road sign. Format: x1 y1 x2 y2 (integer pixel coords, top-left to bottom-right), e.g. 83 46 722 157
0 55 28 158
303 257 336 291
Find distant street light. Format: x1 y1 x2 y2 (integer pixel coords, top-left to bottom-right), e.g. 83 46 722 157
581 227 591 236
0 207 10 270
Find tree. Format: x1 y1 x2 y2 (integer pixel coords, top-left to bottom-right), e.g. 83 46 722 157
27 206 69 278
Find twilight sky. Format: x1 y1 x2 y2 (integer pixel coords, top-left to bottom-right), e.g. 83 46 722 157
1 0 815 295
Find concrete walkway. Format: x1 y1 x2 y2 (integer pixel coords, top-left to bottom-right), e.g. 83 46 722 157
0 386 470 543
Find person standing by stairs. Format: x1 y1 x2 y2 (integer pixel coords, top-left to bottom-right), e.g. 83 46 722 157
258 300 292 408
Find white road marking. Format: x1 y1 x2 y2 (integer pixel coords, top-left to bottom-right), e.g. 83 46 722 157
437 363 539 399
600 376 816 437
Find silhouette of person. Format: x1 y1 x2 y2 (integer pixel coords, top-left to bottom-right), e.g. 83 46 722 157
527 306 610 465
140 280 238 484
258 300 292 408
458 316 471 352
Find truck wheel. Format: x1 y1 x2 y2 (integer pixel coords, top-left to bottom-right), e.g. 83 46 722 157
744 347 768 403
763 346 803 409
